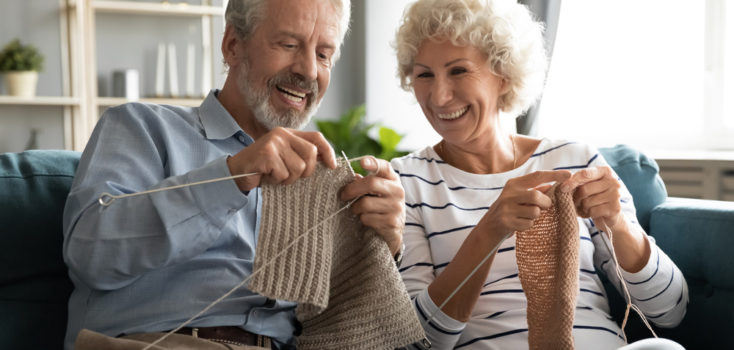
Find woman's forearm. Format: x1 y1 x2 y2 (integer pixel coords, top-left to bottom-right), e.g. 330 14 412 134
426 220 508 322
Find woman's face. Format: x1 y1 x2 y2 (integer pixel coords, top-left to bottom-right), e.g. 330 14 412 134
411 39 506 147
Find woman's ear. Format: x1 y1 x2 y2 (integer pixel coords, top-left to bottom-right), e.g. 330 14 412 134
499 78 511 95
221 25 241 67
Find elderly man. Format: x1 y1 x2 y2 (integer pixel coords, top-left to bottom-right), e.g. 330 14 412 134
62 0 405 349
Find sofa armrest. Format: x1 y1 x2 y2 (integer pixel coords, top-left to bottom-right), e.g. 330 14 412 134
647 197 734 348
650 197 734 287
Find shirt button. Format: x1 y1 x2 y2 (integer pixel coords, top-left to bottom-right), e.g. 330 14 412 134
238 135 245 143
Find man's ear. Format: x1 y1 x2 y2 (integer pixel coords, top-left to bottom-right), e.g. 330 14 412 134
222 25 241 67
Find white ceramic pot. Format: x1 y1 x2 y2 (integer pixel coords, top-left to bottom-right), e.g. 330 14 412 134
4 71 39 97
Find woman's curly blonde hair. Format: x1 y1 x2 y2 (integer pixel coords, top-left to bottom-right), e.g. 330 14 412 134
395 0 547 115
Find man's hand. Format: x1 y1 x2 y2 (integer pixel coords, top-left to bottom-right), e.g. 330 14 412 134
340 156 405 255
226 127 337 192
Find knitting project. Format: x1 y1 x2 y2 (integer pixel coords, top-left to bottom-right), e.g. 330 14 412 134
515 184 580 350
249 160 425 349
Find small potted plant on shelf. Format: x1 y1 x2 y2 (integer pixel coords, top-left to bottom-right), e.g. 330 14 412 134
0 39 44 97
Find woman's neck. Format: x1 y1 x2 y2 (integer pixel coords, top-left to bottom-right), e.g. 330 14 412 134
436 130 516 174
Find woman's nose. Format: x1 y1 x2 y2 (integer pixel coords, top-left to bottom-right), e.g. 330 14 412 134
431 78 453 106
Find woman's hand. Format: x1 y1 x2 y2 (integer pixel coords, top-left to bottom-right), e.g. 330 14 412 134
482 170 572 238
340 156 405 255
561 166 623 231
561 166 650 272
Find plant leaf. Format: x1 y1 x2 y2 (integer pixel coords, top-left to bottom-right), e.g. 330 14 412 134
378 127 402 153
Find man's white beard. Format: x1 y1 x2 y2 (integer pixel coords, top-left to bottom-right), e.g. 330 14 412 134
238 61 321 130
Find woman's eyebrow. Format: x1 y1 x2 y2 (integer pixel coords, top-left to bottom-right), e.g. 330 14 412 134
444 58 470 67
414 58 470 69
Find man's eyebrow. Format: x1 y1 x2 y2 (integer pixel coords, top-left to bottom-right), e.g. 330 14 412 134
275 31 336 51
276 31 304 41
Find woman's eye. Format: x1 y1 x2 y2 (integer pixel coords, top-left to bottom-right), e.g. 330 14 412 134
451 67 467 75
417 72 434 78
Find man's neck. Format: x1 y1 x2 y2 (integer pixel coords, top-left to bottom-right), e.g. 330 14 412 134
217 83 269 140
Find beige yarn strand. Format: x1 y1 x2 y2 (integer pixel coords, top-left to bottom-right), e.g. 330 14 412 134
602 223 658 342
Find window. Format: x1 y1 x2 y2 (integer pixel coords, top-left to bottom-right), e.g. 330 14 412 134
539 1 732 152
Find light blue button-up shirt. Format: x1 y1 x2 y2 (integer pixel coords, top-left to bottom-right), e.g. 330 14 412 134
62 90 297 350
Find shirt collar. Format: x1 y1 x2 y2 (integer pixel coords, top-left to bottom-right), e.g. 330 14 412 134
199 89 252 142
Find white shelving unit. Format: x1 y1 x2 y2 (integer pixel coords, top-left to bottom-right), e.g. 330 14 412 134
91 0 223 16
96 96 204 107
4 0 225 151
0 96 81 106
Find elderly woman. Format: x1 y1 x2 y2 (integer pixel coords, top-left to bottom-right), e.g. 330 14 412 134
390 0 688 349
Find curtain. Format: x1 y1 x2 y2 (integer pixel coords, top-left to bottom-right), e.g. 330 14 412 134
516 0 562 136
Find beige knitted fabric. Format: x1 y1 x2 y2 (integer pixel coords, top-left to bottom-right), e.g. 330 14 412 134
249 160 425 349
515 184 580 350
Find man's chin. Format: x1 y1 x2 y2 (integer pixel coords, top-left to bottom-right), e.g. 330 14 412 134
254 110 312 131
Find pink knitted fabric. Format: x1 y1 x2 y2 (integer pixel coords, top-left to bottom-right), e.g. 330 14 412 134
515 184 579 350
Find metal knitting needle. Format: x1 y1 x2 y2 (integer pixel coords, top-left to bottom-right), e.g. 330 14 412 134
98 155 372 207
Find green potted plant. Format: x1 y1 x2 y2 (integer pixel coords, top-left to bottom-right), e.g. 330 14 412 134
316 104 410 174
0 39 44 97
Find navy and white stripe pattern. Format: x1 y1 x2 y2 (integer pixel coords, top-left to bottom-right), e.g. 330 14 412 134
391 139 688 350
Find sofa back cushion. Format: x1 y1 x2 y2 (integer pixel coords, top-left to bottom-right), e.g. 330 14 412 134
0 150 80 349
599 144 668 232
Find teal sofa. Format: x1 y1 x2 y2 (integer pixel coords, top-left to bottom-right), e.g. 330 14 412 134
1 146 732 349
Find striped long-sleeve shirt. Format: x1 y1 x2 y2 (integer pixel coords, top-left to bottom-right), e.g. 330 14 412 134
390 139 688 350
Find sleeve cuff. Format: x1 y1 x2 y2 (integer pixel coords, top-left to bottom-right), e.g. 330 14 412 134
187 156 250 227
620 235 660 283
416 288 467 333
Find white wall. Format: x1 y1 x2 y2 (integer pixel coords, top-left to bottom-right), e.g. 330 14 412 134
365 0 440 152
311 0 366 125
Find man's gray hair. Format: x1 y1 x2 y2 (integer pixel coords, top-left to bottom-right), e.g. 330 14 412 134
225 0 351 49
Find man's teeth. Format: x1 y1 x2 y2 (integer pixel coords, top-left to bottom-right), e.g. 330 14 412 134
283 94 303 102
437 106 468 120
279 86 306 101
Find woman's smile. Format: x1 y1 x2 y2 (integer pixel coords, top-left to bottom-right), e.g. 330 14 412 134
436 105 470 121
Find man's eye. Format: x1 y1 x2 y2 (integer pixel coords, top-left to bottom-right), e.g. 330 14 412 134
282 43 297 49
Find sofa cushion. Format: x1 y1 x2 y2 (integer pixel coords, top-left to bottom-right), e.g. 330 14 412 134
0 150 80 349
647 197 734 348
599 145 667 232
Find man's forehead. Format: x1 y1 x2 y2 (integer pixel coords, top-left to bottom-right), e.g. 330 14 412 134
262 0 341 43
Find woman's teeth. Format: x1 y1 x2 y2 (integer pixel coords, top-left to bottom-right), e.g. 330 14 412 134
437 106 468 120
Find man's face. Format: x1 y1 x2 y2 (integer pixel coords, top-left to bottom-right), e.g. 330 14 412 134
236 0 340 130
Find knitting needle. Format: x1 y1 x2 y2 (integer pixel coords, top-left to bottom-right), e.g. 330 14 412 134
98 155 370 207
98 172 259 207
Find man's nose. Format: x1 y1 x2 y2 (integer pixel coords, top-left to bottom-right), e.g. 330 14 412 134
292 50 318 82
